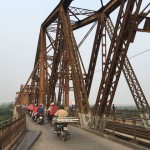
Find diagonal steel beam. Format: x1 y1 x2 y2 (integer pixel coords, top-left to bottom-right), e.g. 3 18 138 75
93 0 142 129
86 18 105 97
42 0 73 29
60 7 91 127
47 17 64 106
72 0 126 30
105 13 150 128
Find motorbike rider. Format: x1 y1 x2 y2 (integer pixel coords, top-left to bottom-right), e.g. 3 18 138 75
32 104 38 120
53 105 68 133
47 105 51 122
47 102 55 123
37 104 44 118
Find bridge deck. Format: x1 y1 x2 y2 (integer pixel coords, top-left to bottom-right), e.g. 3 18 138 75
16 115 135 150
15 116 41 150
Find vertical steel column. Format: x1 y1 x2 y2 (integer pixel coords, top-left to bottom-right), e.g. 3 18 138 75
101 27 107 72
57 54 65 106
60 7 91 127
47 18 63 106
45 58 49 107
64 51 69 109
32 83 36 104
39 28 46 105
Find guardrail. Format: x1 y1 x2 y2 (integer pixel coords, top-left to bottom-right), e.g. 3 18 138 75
114 109 140 119
104 117 150 148
0 114 26 150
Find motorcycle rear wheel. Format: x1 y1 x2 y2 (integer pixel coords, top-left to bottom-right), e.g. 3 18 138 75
62 135 67 141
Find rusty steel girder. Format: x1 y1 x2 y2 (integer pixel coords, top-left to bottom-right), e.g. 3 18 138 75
60 8 90 113
100 8 150 128
16 0 150 129
93 0 142 116
30 0 129 113
85 18 105 97
68 6 95 17
47 17 64 106
72 0 126 30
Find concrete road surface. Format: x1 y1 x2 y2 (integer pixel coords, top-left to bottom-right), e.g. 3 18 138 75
25 116 134 150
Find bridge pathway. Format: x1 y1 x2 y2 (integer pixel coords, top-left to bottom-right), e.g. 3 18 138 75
22 115 134 150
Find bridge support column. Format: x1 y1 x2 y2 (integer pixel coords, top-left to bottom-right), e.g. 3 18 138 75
39 28 46 106
78 113 92 128
92 115 108 132
139 113 150 129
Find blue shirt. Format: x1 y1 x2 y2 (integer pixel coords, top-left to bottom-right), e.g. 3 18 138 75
38 107 44 114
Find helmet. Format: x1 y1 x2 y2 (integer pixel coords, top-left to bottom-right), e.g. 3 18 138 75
39 103 43 107
50 102 54 106
59 105 64 109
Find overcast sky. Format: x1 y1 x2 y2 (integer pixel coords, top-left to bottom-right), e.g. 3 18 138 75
0 0 150 107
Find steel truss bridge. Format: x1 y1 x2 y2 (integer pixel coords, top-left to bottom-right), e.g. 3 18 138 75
16 0 150 129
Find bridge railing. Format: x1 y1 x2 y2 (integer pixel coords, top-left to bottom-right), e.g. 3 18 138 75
105 117 150 147
107 109 142 126
0 113 26 150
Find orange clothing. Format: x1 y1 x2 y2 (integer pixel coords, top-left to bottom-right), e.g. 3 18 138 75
33 106 38 114
28 104 34 111
54 109 68 118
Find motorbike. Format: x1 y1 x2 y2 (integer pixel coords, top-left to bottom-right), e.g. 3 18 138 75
37 114 44 125
32 113 38 121
29 110 33 117
56 122 70 141
49 115 54 126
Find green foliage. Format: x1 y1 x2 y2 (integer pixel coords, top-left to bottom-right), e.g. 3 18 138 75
117 106 137 110
0 103 13 122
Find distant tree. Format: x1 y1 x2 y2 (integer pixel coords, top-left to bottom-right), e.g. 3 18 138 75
0 102 13 122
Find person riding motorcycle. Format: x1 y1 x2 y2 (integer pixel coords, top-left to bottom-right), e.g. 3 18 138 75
47 102 54 122
37 104 44 124
53 105 68 133
32 104 38 120
37 104 44 117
